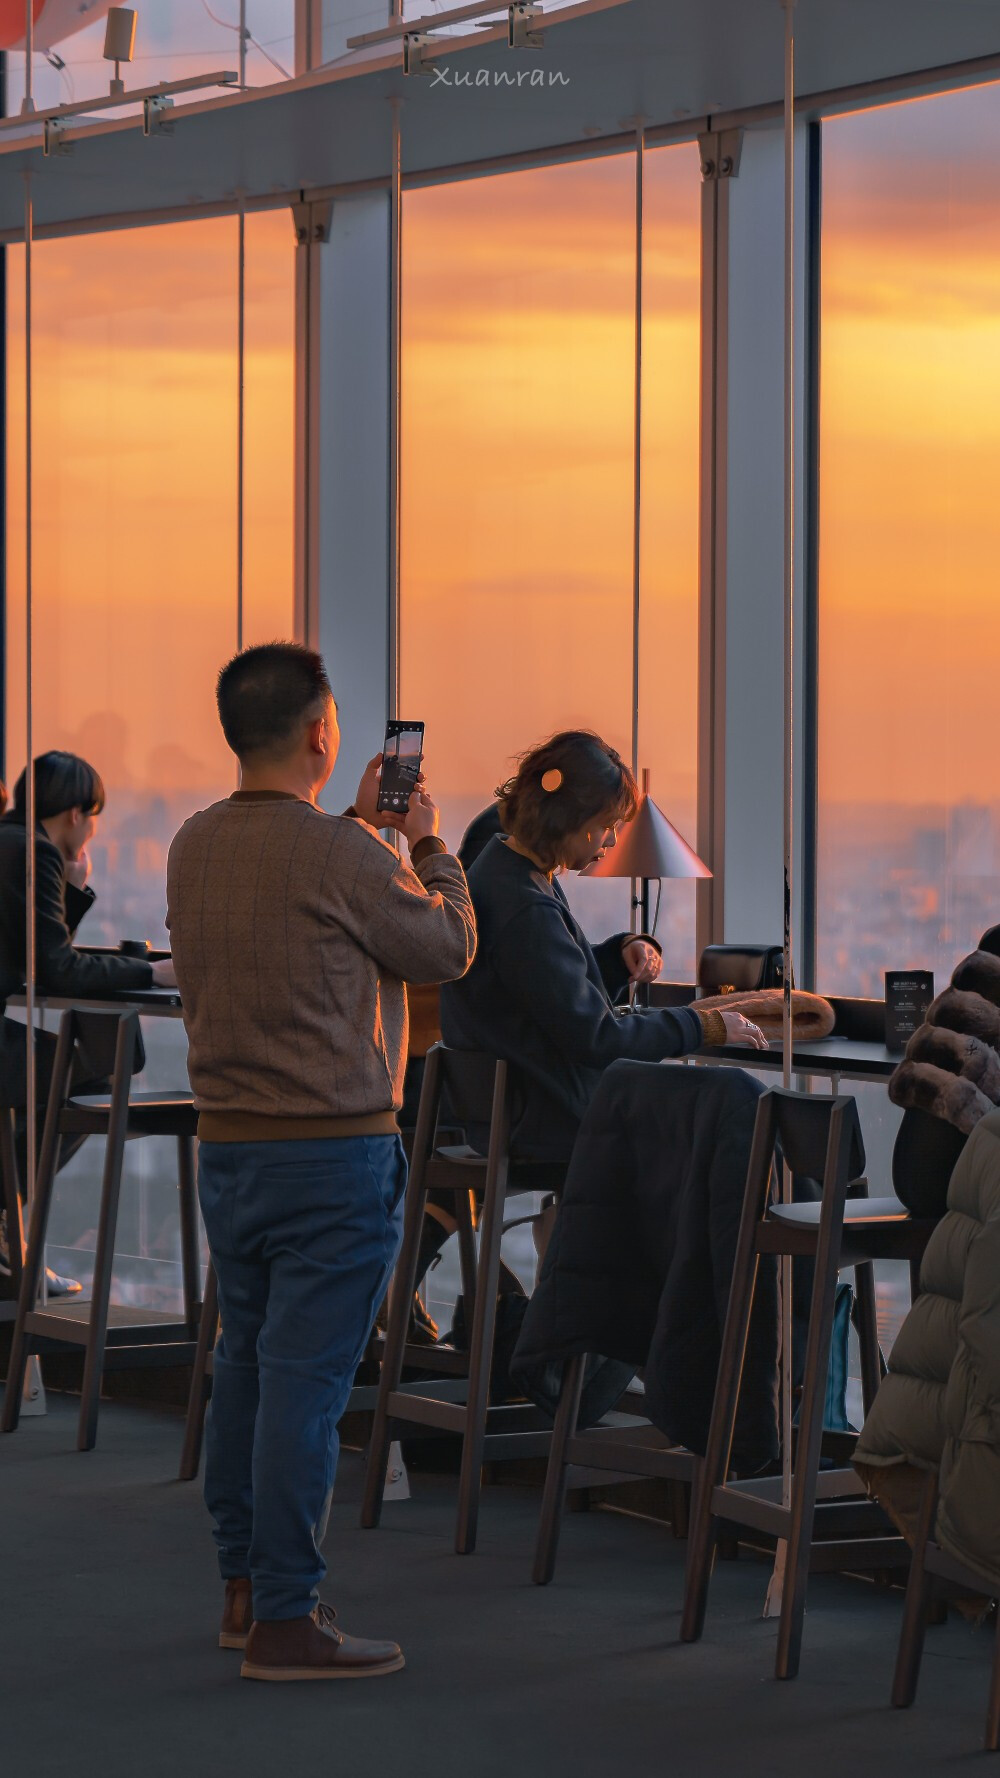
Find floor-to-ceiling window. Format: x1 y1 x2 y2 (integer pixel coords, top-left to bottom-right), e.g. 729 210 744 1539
637 144 702 981
817 84 1000 1362
817 85 1000 1001
3 208 295 1301
400 142 702 967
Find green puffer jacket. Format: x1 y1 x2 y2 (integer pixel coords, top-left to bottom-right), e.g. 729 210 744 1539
854 1108 1000 1591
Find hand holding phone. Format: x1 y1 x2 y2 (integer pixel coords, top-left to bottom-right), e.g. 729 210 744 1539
376 720 425 815
402 788 440 851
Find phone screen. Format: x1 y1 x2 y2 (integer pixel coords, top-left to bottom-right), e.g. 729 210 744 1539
376 721 424 814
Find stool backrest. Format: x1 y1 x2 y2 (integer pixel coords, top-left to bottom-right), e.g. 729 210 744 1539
754 1086 865 1200
69 1009 144 1083
434 1044 504 1131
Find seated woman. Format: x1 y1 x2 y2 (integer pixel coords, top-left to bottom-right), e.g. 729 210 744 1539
0 752 176 1295
409 731 766 1295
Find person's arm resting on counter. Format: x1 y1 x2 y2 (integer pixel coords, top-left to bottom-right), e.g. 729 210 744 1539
25 842 156 997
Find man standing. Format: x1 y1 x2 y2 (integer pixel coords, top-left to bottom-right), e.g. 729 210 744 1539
166 644 475 1682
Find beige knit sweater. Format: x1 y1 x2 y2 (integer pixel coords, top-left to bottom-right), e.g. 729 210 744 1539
166 791 476 1140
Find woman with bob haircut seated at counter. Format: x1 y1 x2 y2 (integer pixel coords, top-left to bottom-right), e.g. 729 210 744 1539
440 729 767 1161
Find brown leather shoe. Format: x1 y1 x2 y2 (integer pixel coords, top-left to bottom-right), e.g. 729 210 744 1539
240 1603 404 1681
219 1578 253 1650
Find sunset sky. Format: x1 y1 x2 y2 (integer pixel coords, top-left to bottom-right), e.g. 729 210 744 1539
4 212 295 801
4 16 997 960
819 82 1000 811
400 143 701 829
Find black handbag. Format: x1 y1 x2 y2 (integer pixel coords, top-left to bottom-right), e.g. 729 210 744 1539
698 944 788 995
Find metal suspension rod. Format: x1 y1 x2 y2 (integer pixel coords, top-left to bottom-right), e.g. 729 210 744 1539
23 169 36 1232
237 198 245 653
387 94 403 725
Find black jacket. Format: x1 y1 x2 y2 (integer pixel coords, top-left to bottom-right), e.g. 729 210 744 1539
439 835 703 1159
512 1060 780 1468
0 812 154 1013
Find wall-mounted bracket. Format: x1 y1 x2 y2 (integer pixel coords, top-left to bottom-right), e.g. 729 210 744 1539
43 117 73 158
292 198 333 246
508 3 544 48
699 128 744 182
403 32 435 76
143 94 175 137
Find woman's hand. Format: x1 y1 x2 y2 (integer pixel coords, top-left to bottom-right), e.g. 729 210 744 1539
151 958 177 989
64 850 92 892
622 938 662 985
717 1008 769 1051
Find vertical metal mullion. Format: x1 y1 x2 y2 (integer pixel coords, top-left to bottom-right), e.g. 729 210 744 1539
800 120 823 992
630 124 643 783
696 147 730 958
23 168 35 1215
294 214 320 647
629 124 644 938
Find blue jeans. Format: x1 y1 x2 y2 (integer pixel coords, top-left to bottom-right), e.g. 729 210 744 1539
198 1135 406 1621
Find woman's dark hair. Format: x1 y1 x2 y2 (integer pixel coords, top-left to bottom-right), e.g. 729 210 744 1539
13 752 106 822
496 730 638 871
217 641 333 760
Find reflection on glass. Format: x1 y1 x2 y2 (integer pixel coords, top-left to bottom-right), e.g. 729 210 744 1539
818 86 1000 997
400 154 637 942
4 0 295 112
638 143 702 980
4 209 294 1303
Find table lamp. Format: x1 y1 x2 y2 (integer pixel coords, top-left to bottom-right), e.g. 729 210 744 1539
583 769 712 1000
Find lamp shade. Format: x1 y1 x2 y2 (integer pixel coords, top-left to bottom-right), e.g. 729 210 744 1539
582 793 712 881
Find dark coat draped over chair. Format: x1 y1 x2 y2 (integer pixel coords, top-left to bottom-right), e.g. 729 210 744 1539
512 1059 781 1471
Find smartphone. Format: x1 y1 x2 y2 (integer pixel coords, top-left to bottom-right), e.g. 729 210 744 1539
376 720 424 815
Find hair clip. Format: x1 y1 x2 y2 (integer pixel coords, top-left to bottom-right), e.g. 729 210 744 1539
541 768 563 793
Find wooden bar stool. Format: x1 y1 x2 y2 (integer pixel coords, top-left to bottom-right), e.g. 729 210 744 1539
1 1107 25 1314
533 1363 695 1584
893 1473 1000 1752
1 1008 202 1451
681 1086 937 1680
361 1042 565 1554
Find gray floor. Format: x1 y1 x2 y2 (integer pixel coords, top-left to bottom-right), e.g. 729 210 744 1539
1 1394 993 1778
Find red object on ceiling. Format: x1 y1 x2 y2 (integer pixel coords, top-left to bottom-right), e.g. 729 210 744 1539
0 1 111 53
0 2 46 50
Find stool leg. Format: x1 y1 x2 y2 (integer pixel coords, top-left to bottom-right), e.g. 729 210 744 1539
454 1146 506 1556
775 1137 851 1681
0 1110 24 1298
681 1101 778 1644
179 1259 218 1482
854 1262 883 1419
361 1048 440 1531
455 1188 478 1332
986 1602 1000 1753
1 1018 74 1435
176 1135 201 1334
532 1352 586 1585
77 1021 134 1452
892 1473 938 1710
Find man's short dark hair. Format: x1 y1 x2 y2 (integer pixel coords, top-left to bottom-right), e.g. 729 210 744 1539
14 752 106 822
216 643 333 761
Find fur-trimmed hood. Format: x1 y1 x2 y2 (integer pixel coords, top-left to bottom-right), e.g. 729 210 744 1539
889 942 1000 1135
